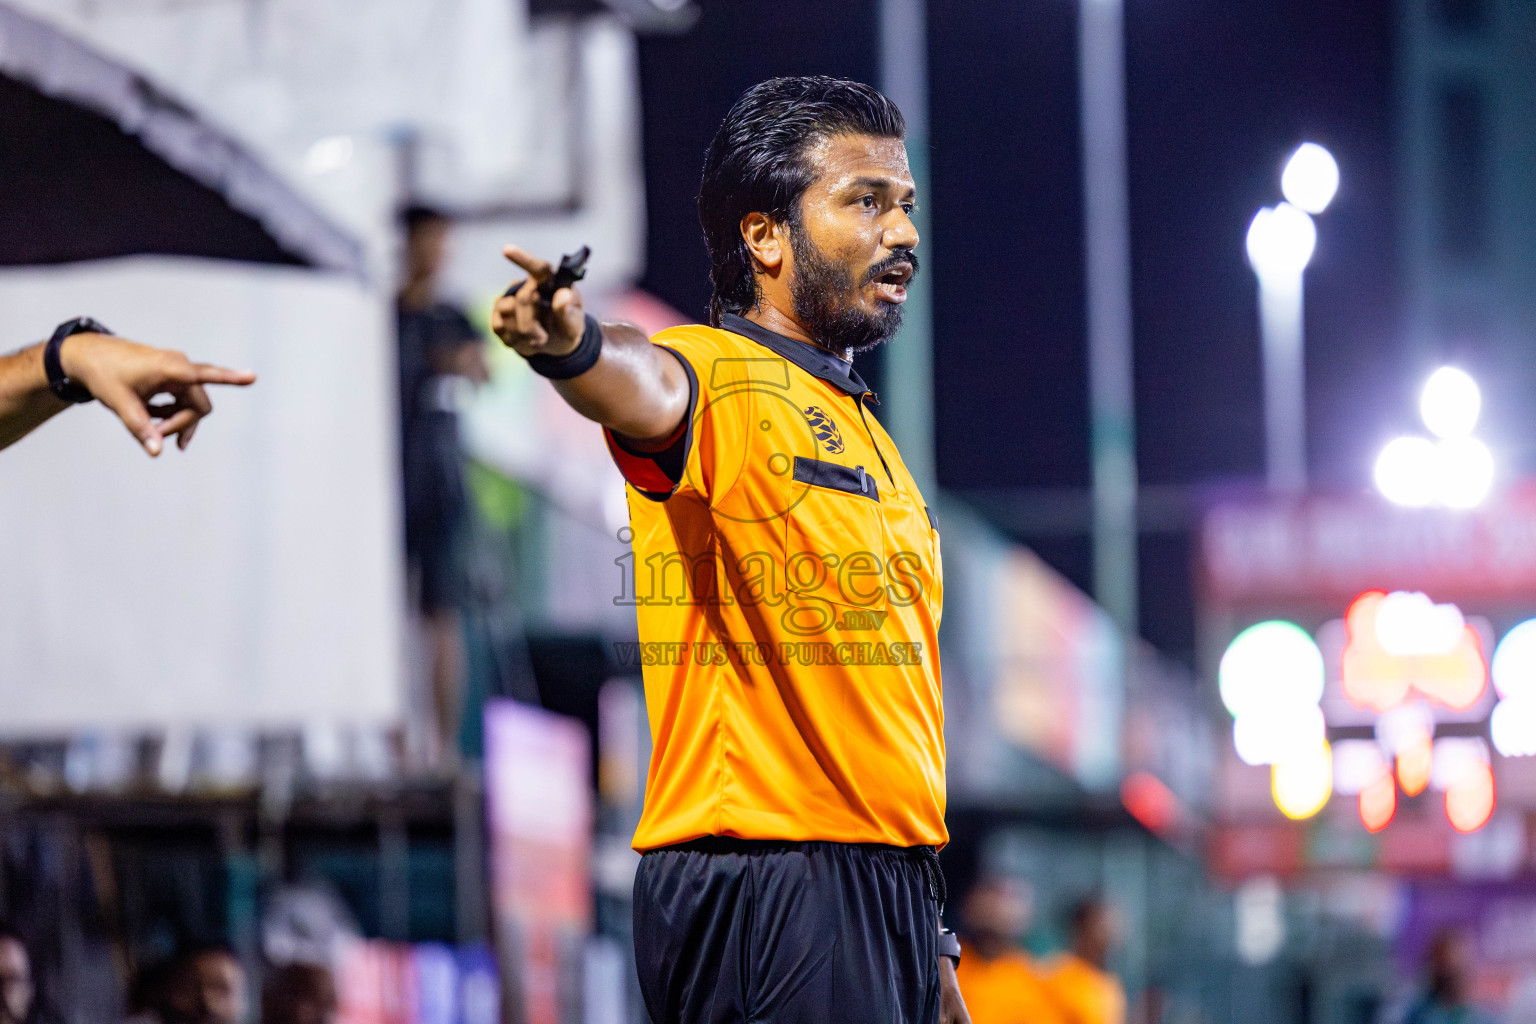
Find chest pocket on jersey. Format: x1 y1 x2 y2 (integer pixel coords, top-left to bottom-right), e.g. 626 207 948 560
780 456 890 637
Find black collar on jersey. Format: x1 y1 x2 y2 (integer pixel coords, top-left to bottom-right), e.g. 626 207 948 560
720 313 870 398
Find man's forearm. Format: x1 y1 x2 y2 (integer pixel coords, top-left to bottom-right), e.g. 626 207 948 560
0 343 68 450
548 322 691 443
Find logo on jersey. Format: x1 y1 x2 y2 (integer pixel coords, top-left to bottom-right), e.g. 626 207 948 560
804 406 844 454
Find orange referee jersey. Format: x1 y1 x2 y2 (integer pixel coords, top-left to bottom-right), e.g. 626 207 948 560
605 313 947 851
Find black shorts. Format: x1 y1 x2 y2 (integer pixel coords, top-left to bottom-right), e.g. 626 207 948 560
633 838 943 1024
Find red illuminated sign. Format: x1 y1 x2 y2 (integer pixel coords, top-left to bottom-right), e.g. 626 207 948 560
1202 490 1536 604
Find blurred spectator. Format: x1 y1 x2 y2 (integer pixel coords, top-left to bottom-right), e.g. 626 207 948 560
1042 897 1126 1024
260 962 336 1024
124 957 176 1024
0 325 255 454
0 928 34 1024
160 945 247 1024
955 878 1060 1024
1405 931 1494 1024
397 205 490 768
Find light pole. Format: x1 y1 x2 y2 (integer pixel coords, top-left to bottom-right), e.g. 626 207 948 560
1079 0 1138 640
1247 143 1338 495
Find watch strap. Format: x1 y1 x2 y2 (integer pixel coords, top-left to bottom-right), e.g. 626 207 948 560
45 317 110 403
938 928 961 965
526 314 603 380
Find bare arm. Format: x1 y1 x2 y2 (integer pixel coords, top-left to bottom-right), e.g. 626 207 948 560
0 344 68 451
0 332 256 455
940 956 971 1024
489 246 690 443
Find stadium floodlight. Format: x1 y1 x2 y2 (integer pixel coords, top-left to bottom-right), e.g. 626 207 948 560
1374 436 1439 507
1280 143 1340 215
1434 437 1495 508
1376 368 1494 508
1420 367 1481 439
1246 203 1318 281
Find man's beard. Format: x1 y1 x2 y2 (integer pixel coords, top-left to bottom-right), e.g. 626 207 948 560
788 229 918 354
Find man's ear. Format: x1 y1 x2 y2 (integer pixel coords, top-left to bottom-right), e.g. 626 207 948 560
740 212 787 275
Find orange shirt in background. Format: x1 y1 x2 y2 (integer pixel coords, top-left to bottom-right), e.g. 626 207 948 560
1042 954 1126 1024
956 947 1061 1024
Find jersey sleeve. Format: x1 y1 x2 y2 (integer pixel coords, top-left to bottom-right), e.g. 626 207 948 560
603 327 753 504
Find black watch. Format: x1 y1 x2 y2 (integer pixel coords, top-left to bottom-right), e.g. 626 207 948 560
44 316 111 404
938 928 961 965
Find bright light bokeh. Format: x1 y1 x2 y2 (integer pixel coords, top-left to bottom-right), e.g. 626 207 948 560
1376 702 1435 755
1272 742 1333 820
1430 736 1490 792
1234 876 1286 966
1374 437 1438 507
1342 591 1486 712
1491 696 1536 757
1246 203 1317 280
1375 368 1494 508
1434 437 1495 508
1280 142 1340 215
1333 739 1388 795
303 134 355 176
1421 367 1481 439
1374 591 1467 657
1446 761 1495 833
1398 736 1433 797
1235 704 1326 767
1220 621 1325 717
1493 620 1536 700
1359 773 1397 833
1374 435 1495 509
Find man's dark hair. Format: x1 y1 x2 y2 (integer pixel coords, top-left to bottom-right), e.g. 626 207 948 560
698 76 906 327
1068 894 1106 934
399 204 452 231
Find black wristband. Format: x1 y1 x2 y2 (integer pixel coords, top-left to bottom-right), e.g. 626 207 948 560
526 315 603 380
938 928 961 965
44 316 111 403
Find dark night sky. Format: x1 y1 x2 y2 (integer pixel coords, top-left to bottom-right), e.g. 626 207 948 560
636 0 1398 666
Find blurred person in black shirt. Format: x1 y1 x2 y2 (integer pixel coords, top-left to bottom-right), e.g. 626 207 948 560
398 205 490 767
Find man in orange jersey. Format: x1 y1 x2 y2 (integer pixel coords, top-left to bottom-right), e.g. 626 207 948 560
1043 897 1126 1024
956 878 1061 1024
491 77 967 1024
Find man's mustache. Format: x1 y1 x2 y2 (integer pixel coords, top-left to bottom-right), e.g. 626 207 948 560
863 248 920 285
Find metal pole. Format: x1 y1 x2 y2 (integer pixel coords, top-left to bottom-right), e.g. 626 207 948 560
1257 271 1307 494
1079 0 1139 636
880 0 936 494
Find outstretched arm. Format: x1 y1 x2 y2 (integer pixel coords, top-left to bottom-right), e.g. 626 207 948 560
0 332 256 454
489 246 690 444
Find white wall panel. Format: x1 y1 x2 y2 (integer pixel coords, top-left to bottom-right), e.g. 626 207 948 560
0 257 403 732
